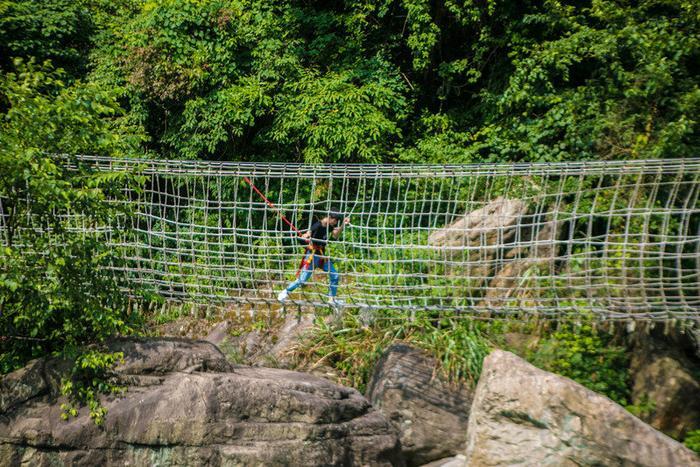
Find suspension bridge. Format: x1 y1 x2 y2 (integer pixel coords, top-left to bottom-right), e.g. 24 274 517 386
26 156 700 321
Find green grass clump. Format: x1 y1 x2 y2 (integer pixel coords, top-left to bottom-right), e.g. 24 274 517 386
296 309 492 393
684 429 700 454
526 321 630 405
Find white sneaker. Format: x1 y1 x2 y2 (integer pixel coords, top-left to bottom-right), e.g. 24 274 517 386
328 297 345 306
277 289 289 303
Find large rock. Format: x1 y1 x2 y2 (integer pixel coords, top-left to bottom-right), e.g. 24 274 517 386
427 199 566 311
0 359 48 413
427 197 529 283
367 344 473 466
206 311 319 369
204 320 232 346
629 333 700 439
691 327 700 360
0 358 70 413
479 220 560 309
255 311 317 367
419 455 466 467
0 338 404 466
427 197 528 250
656 322 700 362
464 350 699 466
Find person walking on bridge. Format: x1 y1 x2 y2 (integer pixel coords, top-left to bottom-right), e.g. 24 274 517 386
277 212 350 305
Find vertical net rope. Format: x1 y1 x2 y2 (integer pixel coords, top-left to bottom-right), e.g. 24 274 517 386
13 156 700 321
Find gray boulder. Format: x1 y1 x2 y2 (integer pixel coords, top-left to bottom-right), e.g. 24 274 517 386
367 344 473 466
204 320 232 346
0 359 48 413
691 327 700 360
0 338 404 466
418 455 466 467
465 350 700 466
479 219 560 309
427 197 529 283
629 333 700 439
207 311 319 369
427 197 528 250
427 198 566 310
654 322 700 362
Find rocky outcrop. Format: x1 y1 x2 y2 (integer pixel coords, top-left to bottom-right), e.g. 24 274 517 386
479 220 560 308
0 338 404 466
630 332 700 439
658 322 700 362
419 455 466 467
427 198 563 307
367 344 473 466
204 320 232 346
206 311 319 369
428 197 529 283
464 350 700 466
0 359 49 413
0 357 70 414
427 197 528 250
203 311 344 384
690 327 700 360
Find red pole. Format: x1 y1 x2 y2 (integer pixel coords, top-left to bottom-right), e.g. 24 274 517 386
242 176 309 243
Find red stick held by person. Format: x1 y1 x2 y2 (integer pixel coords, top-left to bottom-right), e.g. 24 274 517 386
241 176 350 306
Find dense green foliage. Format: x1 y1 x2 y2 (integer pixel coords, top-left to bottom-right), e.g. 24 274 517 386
0 0 95 77
60 350 126 424
0 61 143 419
685 429 700 454
0 1 139 81
527 321 630 404
3 0 695 163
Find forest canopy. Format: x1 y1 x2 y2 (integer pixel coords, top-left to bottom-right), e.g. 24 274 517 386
1 0 697 164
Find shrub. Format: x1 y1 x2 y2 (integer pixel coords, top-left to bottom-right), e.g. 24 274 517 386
0 60 143 422
527 321 630 405
684 429 700 454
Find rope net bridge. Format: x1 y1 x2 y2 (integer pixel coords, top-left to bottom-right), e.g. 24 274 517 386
53 157 700 320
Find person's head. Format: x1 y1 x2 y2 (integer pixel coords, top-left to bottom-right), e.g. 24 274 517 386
325 211 343 226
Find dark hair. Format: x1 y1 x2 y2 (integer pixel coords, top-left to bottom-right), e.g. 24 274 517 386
328 211 344 221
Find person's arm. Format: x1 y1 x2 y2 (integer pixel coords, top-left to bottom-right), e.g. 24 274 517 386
295 227 312 246
332 217 350 239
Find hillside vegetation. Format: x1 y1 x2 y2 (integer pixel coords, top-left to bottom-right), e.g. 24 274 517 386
0 0 698 446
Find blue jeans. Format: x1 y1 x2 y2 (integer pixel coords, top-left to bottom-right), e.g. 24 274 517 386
285 252 339 297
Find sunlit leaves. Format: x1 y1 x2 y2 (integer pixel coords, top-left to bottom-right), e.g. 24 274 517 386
0 61 141 373
271 66 408 163
485 0 700 161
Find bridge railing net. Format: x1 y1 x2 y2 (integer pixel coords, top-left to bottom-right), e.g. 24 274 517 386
52 157 700 320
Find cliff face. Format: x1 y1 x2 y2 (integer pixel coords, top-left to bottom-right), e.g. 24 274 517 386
3 337 698 467
0 338 404 466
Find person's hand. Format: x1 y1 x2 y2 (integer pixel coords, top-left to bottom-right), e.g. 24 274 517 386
343 217 350 225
